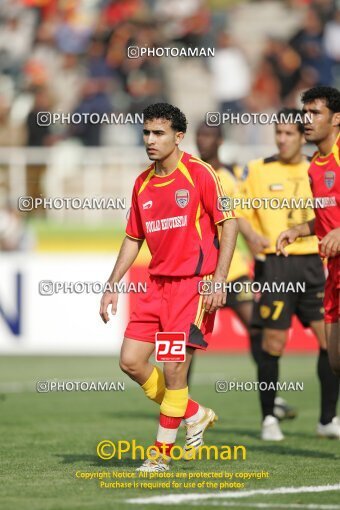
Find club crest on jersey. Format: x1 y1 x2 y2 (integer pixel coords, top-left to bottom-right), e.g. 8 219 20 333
260 305 271 319
269 184 283 191
324 171 335 189
175 189 189 208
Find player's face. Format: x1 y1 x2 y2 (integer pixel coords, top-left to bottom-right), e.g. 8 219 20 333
143 119 184 161
196 126 220 161
275 123 304 162
302 99 336 143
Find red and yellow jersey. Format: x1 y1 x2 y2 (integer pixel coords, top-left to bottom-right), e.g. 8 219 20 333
237 155 318 255
215 166 250 281
126 151 235 277
308 133 340 240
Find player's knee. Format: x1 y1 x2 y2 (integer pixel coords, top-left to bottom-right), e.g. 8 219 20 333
330 360 340 377
328 354 340 377
119 354 143 377
262 330 286 356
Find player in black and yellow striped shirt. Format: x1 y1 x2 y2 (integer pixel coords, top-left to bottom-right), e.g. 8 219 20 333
196 122 252 324
195 122 297 421
238 109 339 440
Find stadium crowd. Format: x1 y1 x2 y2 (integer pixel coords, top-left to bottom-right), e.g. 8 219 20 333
0 0 338 147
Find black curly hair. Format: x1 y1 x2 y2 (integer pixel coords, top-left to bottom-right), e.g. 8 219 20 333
301 86 340 113
276 108 304 133
143 103 187 133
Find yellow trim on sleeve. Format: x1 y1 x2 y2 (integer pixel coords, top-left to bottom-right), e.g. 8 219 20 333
215 213 235 225
126 233 145 241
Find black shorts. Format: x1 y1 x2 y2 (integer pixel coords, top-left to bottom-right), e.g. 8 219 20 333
224 275 253 310
251 254 325 330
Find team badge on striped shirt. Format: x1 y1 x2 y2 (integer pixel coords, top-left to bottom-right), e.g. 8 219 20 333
175 189 190 208
324 171 335 189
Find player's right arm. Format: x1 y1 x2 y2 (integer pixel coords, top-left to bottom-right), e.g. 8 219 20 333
99 236 143 323
276 219 315 257
238 217 270 256
236 163 270 255
100 180 145 323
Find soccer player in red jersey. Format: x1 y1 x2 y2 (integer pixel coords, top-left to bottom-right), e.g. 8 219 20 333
277 88 340 389
99 103 238 471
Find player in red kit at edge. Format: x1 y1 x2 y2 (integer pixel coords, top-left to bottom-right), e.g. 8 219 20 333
277 87 340 384
99 103 238 471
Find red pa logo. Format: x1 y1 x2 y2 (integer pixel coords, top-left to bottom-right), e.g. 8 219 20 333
155 332 186 362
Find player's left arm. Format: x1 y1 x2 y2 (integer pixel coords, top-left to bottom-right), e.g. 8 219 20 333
276 219 315 257
198 164 238 312
203 217 238 313
319 227 340 258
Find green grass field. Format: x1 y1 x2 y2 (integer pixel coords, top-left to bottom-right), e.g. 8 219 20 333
0 354 339 510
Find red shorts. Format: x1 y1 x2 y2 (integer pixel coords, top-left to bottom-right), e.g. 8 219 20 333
324 256 340 323
124 275 215 350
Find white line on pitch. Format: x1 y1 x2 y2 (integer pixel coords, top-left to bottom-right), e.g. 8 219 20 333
190 503 340 509
126 484 340 505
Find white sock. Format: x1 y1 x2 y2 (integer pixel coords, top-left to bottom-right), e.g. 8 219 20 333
185 405 205 424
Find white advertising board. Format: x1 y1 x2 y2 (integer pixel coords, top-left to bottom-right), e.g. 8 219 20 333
0 254 127 354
